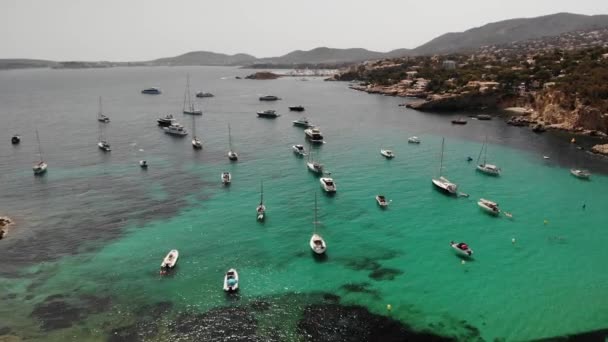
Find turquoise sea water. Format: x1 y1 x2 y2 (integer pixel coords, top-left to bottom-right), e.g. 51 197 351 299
1 66 607 341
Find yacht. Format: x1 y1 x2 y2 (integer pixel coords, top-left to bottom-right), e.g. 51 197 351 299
11 134 20 144
476 136 501 176
221 172 231 185
259 95 279 101
223 269 239 292
304 127 324 144
195 91 214 98
570 169 591 179
380 149 395 159
478 198 500 216
292 144 307 156
432 138 458 195
257 109 280 118
320 176 336 193
376 195 390 208
408 136 421 144
160 249 179 275
450 241 473 257
288 105 305 112
293 118 313 128
32 130 47 175
97 97 110 123
97 140 111 152
157 114 175 127
142 87 161 95
227 124 238 161
310 193 327 255
183 75 203 115
163 123 188 136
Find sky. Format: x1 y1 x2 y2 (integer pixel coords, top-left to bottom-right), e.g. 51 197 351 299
1 0 607 61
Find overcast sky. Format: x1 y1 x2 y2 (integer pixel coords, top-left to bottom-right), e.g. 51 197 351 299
1 0 607 61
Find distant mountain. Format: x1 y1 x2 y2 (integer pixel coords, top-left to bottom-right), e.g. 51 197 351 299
254 47 393 65
411 13 608 55
149 51 257 66
0 59 56 70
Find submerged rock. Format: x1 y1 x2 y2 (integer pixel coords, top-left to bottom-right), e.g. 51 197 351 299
168 307 259 341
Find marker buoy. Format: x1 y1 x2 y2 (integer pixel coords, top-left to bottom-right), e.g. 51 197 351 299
544 219 548 225
512 238 516 244
461 260 466 265
387 304 392 312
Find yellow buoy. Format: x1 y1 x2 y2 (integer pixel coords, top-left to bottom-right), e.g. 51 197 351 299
387 304 392 311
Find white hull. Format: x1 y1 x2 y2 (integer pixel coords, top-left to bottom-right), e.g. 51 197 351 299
570 169 590 179
307 162 323 174
257 204 266 220
408 137 421 144
292 145 307 156
192 138 202 149
221 172 232 185
476 164 501 176
160 249 179 270
139 160 148 168
228 151 238 161
376 195 389 208
478 199 500 215
223 269 239 292
450 242 473 257
98 142 111 152
33 162 48 175
380 149 395 159
310 234 326 254
432 177 457 194
320 177 336 193
163 126 188 136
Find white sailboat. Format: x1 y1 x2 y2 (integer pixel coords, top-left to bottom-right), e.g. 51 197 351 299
183 74 202 115
32 129 48 175
256 181 266 221
476 135 501 176
191 115 202 149
306 144 324 174
227 124 238 161
97 96 110 123
432 138 458 195
309 193 327 255
97 121 111 152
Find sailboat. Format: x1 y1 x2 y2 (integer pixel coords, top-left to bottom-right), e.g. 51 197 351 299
182 74 202 115
191 115 202 149
227 124 238 161
256 181 266 221
476 136 501 176
97 96 110 123
309 192 327 255
432 138 458 195
32 129 48 175
97 121 111 152
306 143 324 174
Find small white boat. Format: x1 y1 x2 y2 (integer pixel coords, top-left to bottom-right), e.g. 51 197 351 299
304 127 324 144
221 172 231 185
33 130 47 175
478 198 500 216
380 149 395 159
543 155 550 159
450 241 473 257
227 124 238 161
432 176 458 195
376 195 390 208
408 136 421 144
228 151 239 161
97 97 110 123
570 169 591 179
223 268 239 292
310 234 327 254
307 162 323 174
292 144 307 156
293 118 313 128
477 163 501 176
163 124 188 136
257 181 266 221
320 177 336 193
192 137 202 149
98 140 111 152
139 160 148 168
160 249 179 274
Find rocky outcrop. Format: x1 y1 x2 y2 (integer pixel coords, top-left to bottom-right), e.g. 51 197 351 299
0 216 13 240
406 91 499 111
532 91 608 134
244 71 280 80
592 144 608 155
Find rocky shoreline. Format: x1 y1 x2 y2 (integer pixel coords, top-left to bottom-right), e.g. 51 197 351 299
0 216 13 240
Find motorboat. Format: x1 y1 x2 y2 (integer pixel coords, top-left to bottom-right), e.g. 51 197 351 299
223 269 239 292
292 144 307 156
408 136 421 144
289 105 305 111
476 114 492 120
450 241 473 257
97 114 110 123
160 249 179 274
221 172 231 185
259 95 279 101
477 163 501 176
380 149 395 159
11 134 20 144
293 118 313 128
195 91 214 98
142 87 161 95
307 161 324 174
33 130 47 175
183 75 203 115
192 137 202 149
97 140 111 152
432 138 458 195
320 176 336 193
157 114 176 127
139 160 148 168
478 198 500 216
163 123 188 136
183 108 203 115
570 169 591 179
310 234 327 255
376 195 390 208
257 181 266 221
451 118 467 125
476 136 501 176
257 109 280 118
304 127 324 143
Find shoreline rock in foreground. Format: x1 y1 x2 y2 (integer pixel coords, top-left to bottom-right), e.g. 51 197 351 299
592 144 608 155
0 216 13 240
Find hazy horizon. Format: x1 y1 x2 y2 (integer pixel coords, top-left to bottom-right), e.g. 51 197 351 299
2 0 607 61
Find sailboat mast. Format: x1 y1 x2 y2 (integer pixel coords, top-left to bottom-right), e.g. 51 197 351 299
313 192 318 233
36 129 43 163
260 181 264 204
483 135 488 165
98 96 102 117
186 74 193 111
192 115 196 139
228 124 233 150
439 138 445 177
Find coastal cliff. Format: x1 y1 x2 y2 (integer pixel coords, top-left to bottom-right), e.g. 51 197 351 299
406 91 501 111
530 91 608 134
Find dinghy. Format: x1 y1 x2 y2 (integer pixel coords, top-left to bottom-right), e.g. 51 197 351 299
160 249 179 274
223 269 239 292
570 169 591 180
376 195 390 208
221 172 231 185
450 241 473 257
